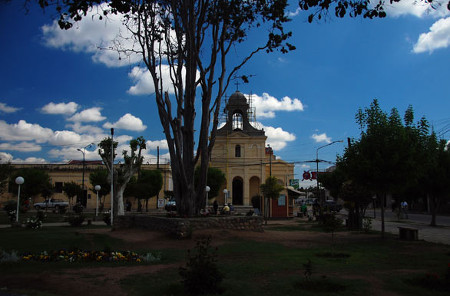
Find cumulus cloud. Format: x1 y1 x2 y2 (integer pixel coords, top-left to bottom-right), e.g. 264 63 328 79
0 102 20 113
384 0 449 18
0 152 13 163
66 122 104 134
68 107 106 122
41 102 79 115
311 133 331 144
413 17 450 53
146 139 169 150
247 92 304 119
41 3 141 67
0 142 41 152
0 120 54 143
262 124 296 150
11 157 47 164
127 65 189 95
103 113 147 131
48 147 101 162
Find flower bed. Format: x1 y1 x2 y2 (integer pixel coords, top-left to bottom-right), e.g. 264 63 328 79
18 249 161 263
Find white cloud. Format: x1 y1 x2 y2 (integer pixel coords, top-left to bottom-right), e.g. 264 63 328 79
48 146 101 162
41 102 79 115
127 65 184 95
0 120 54 143
48 130 83 146
41 3 141 68
263 125 296 150
146 139 169 150
0 152 13 163
0 102 20 113
413 17 450 53
286 7 301 18
384 0 449 18
311 133 331 144
11 157 47 164
103 113 147 131
248 92 304 119
0 142 41 152
68 107 106 122
66 122 104 134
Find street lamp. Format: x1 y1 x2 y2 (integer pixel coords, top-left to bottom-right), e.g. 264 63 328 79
77 143 94 207
316 140 343 203
15 176 24 223
110 128 114 226
223 189 228 205
95 185 101 217
205 186 210 210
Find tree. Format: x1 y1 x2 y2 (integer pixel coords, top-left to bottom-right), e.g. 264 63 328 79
421 136 450 226
194 166 226 206
89 168 110 210
339 100 426 237
98 136 146 217
0 162 12 194
9 168 52 202
125 169 163 212
260 176 284 221
26 0 447 217
62 181 83 209
32 0 294 217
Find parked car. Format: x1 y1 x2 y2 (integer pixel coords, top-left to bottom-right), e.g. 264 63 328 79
164 199 176 212
34 198 69 210
322 200 343 212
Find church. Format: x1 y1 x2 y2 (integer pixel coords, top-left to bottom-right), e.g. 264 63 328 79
210 91 298 217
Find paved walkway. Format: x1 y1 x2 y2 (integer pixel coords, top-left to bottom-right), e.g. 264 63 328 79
370 215 450 245
2 210 450 245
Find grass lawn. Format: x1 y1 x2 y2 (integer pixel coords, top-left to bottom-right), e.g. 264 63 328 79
1 220 449 296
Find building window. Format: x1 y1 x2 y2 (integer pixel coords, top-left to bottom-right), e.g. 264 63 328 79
235 145 241 157
54 182 63 193
232 113 243 130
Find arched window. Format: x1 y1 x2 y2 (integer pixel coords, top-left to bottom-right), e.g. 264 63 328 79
232 113 243 130
235 145 241 157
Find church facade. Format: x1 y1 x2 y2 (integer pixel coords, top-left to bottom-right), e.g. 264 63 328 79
210 91 296 217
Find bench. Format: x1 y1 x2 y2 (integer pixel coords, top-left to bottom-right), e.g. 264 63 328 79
398 227 419 241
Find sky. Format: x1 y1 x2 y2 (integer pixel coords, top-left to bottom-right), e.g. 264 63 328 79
0 0 449 189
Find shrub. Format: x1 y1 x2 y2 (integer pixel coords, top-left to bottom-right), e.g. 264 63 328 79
73 203 84 214
25 211 46 229
179 236 224 295
103 211 111 225
67 214 85 227
3 200 17 222
362 217 372 232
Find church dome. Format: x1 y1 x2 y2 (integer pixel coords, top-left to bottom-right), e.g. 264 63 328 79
228 91 247 105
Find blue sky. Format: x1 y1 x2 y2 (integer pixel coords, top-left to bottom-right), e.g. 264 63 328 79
0 1 449 188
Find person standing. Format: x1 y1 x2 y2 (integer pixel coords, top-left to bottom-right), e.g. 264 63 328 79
213 200 218 215
401 200 408 219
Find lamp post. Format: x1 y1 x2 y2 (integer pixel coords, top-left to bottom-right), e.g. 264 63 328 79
95 185 101 217
316 140 343 203
223 189 228 205
15 176 24 223
77 143 94 207
110 128 114 226
205 186 210 210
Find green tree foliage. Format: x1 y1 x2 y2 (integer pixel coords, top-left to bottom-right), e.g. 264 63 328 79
0 162 13 194
260 176 285 200
420 136 450 226
89 168 110 209
125 169 163 212
9 168 52 202
98 136 146 217
194 166 226 205
62 181 83 208
338 100 429 236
